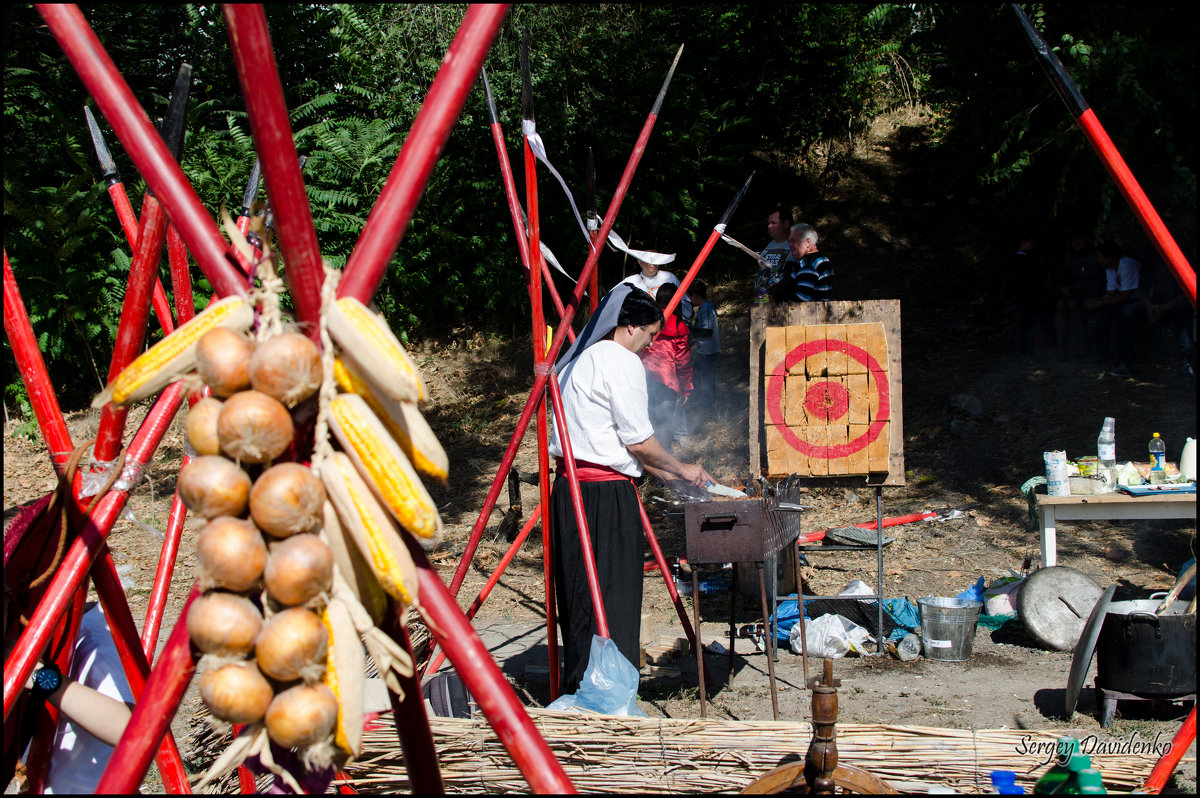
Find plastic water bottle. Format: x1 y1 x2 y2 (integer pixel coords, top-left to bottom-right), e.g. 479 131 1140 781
896 633 922 661
1097 418 1116 491
1149 433 1167 484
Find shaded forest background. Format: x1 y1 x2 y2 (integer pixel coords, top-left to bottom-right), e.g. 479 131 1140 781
3 3 1196 414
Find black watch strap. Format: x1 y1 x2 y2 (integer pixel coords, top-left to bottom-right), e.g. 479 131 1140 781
31 663 63 701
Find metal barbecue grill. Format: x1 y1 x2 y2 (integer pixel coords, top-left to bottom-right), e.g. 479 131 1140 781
680 488 803 720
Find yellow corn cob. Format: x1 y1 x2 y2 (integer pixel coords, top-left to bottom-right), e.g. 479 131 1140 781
93 296 253 408
333 358 448 482
322 599 364 758
321 503 388 625
329 393 443 543
327 297 426 403
321 452 420 607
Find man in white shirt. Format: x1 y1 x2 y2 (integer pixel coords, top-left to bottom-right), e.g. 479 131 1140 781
549 285 713 692
1086 240 1141 373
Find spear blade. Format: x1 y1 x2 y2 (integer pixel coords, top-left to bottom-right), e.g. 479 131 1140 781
651 44 685 116
83 105 119 182
481 66 500 127
239 156 262 218
160 63 192 163
716 171 755 230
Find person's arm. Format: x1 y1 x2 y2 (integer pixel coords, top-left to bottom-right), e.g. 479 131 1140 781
627 435 712 488
26 665 132 747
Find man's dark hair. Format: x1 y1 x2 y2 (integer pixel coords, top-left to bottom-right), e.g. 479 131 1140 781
618 287 663 327
1097 240 1122 260
771 207 793 226
689 279 708 300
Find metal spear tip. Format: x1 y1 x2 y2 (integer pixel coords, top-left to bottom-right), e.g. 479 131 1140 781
718 171 756 227
480 66 501 125
160 63 193 163
240 156 262 217
650 43 685 116
520 31 534 123
83 105 119 180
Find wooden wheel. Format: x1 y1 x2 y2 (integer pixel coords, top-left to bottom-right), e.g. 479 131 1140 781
740 761 895 794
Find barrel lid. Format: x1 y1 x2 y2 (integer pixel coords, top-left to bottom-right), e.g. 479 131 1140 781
1064 583 1117 718
1016 566 1103 651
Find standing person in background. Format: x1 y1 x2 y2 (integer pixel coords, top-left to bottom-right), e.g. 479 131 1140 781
639 284 693 453
1055 227 1105 360
686 279 720 421
1009 230 1052 360
1086 240 1142 374
549 285 714 693
620 258 692 323
773 223 834 303
755 207 793 303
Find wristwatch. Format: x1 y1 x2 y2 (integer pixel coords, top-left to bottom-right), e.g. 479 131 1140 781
30 663 63 701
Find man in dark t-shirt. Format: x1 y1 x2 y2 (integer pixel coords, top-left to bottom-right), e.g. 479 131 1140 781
772 223 833 303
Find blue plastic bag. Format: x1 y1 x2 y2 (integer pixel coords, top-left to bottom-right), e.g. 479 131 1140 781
956 576 986 604
770 595 806 644
882 597 920 640
546 635 647 717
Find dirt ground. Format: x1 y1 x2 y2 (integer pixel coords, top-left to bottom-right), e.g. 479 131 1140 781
4 108 1196 792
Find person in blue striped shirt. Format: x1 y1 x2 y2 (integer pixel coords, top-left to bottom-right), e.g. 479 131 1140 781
772 223 834 302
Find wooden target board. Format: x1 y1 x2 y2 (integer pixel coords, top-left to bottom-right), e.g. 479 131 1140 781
750 301 904 485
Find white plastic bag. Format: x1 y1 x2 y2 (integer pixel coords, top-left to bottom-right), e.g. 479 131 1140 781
789 614 875 658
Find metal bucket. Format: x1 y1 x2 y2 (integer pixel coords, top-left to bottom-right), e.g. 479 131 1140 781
918 596 983 662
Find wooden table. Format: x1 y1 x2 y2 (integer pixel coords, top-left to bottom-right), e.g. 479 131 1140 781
1036 491 1197 567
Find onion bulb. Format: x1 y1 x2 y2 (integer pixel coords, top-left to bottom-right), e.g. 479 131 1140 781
187 591 263 657
217 390 294 465
199 661 275 725
255 607 328 683
249 332 322 408
178 455 252 519
195 327 254 397
197 517 267 592
185 397 224 457
264 534 334 607
250 463 325 538
265 683 338 749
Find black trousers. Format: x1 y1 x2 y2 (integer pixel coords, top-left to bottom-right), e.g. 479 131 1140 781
550 475 644 693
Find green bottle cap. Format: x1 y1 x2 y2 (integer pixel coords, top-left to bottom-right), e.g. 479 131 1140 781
1076 768 1106 794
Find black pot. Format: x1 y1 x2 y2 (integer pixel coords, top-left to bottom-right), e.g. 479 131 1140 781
1095 611 1196 696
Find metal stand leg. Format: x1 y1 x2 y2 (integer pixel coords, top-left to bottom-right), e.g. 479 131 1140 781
728 564 738 687
758 562 780 721
875 486 885 654
795 540 809 687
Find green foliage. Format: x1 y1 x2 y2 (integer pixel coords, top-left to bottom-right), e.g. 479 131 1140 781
3 4 1193 418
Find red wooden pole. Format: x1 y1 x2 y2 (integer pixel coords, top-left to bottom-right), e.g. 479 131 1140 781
93 193 170 461
338 4 508 303
90 547 191 792
1075 109 1195 306
222 5 324 334
140 472 190 661
167 224 195 325
3 251 74 473
95 586 200 794
1141 705 1196 794
3 382 184 721
107 187 176 336
406 538 575 794
546 372 610 639
456 45 684 598
424 506 541 678
37 5 248 301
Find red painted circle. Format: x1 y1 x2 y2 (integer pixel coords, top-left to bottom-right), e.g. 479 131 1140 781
765 337 890 459
804 380 850 422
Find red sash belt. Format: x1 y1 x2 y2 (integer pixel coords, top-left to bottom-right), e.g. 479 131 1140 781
554 458 631 483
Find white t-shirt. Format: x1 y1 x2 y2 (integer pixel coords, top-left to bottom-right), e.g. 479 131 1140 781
620 270 679 298
45 603 134 794
549 340 655 477
1105 256 1141 292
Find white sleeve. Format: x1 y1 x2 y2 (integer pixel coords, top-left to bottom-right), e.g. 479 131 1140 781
608 352 655 446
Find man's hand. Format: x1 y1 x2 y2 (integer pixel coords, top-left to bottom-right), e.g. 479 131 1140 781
628 436 713 489
676 462 714 489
